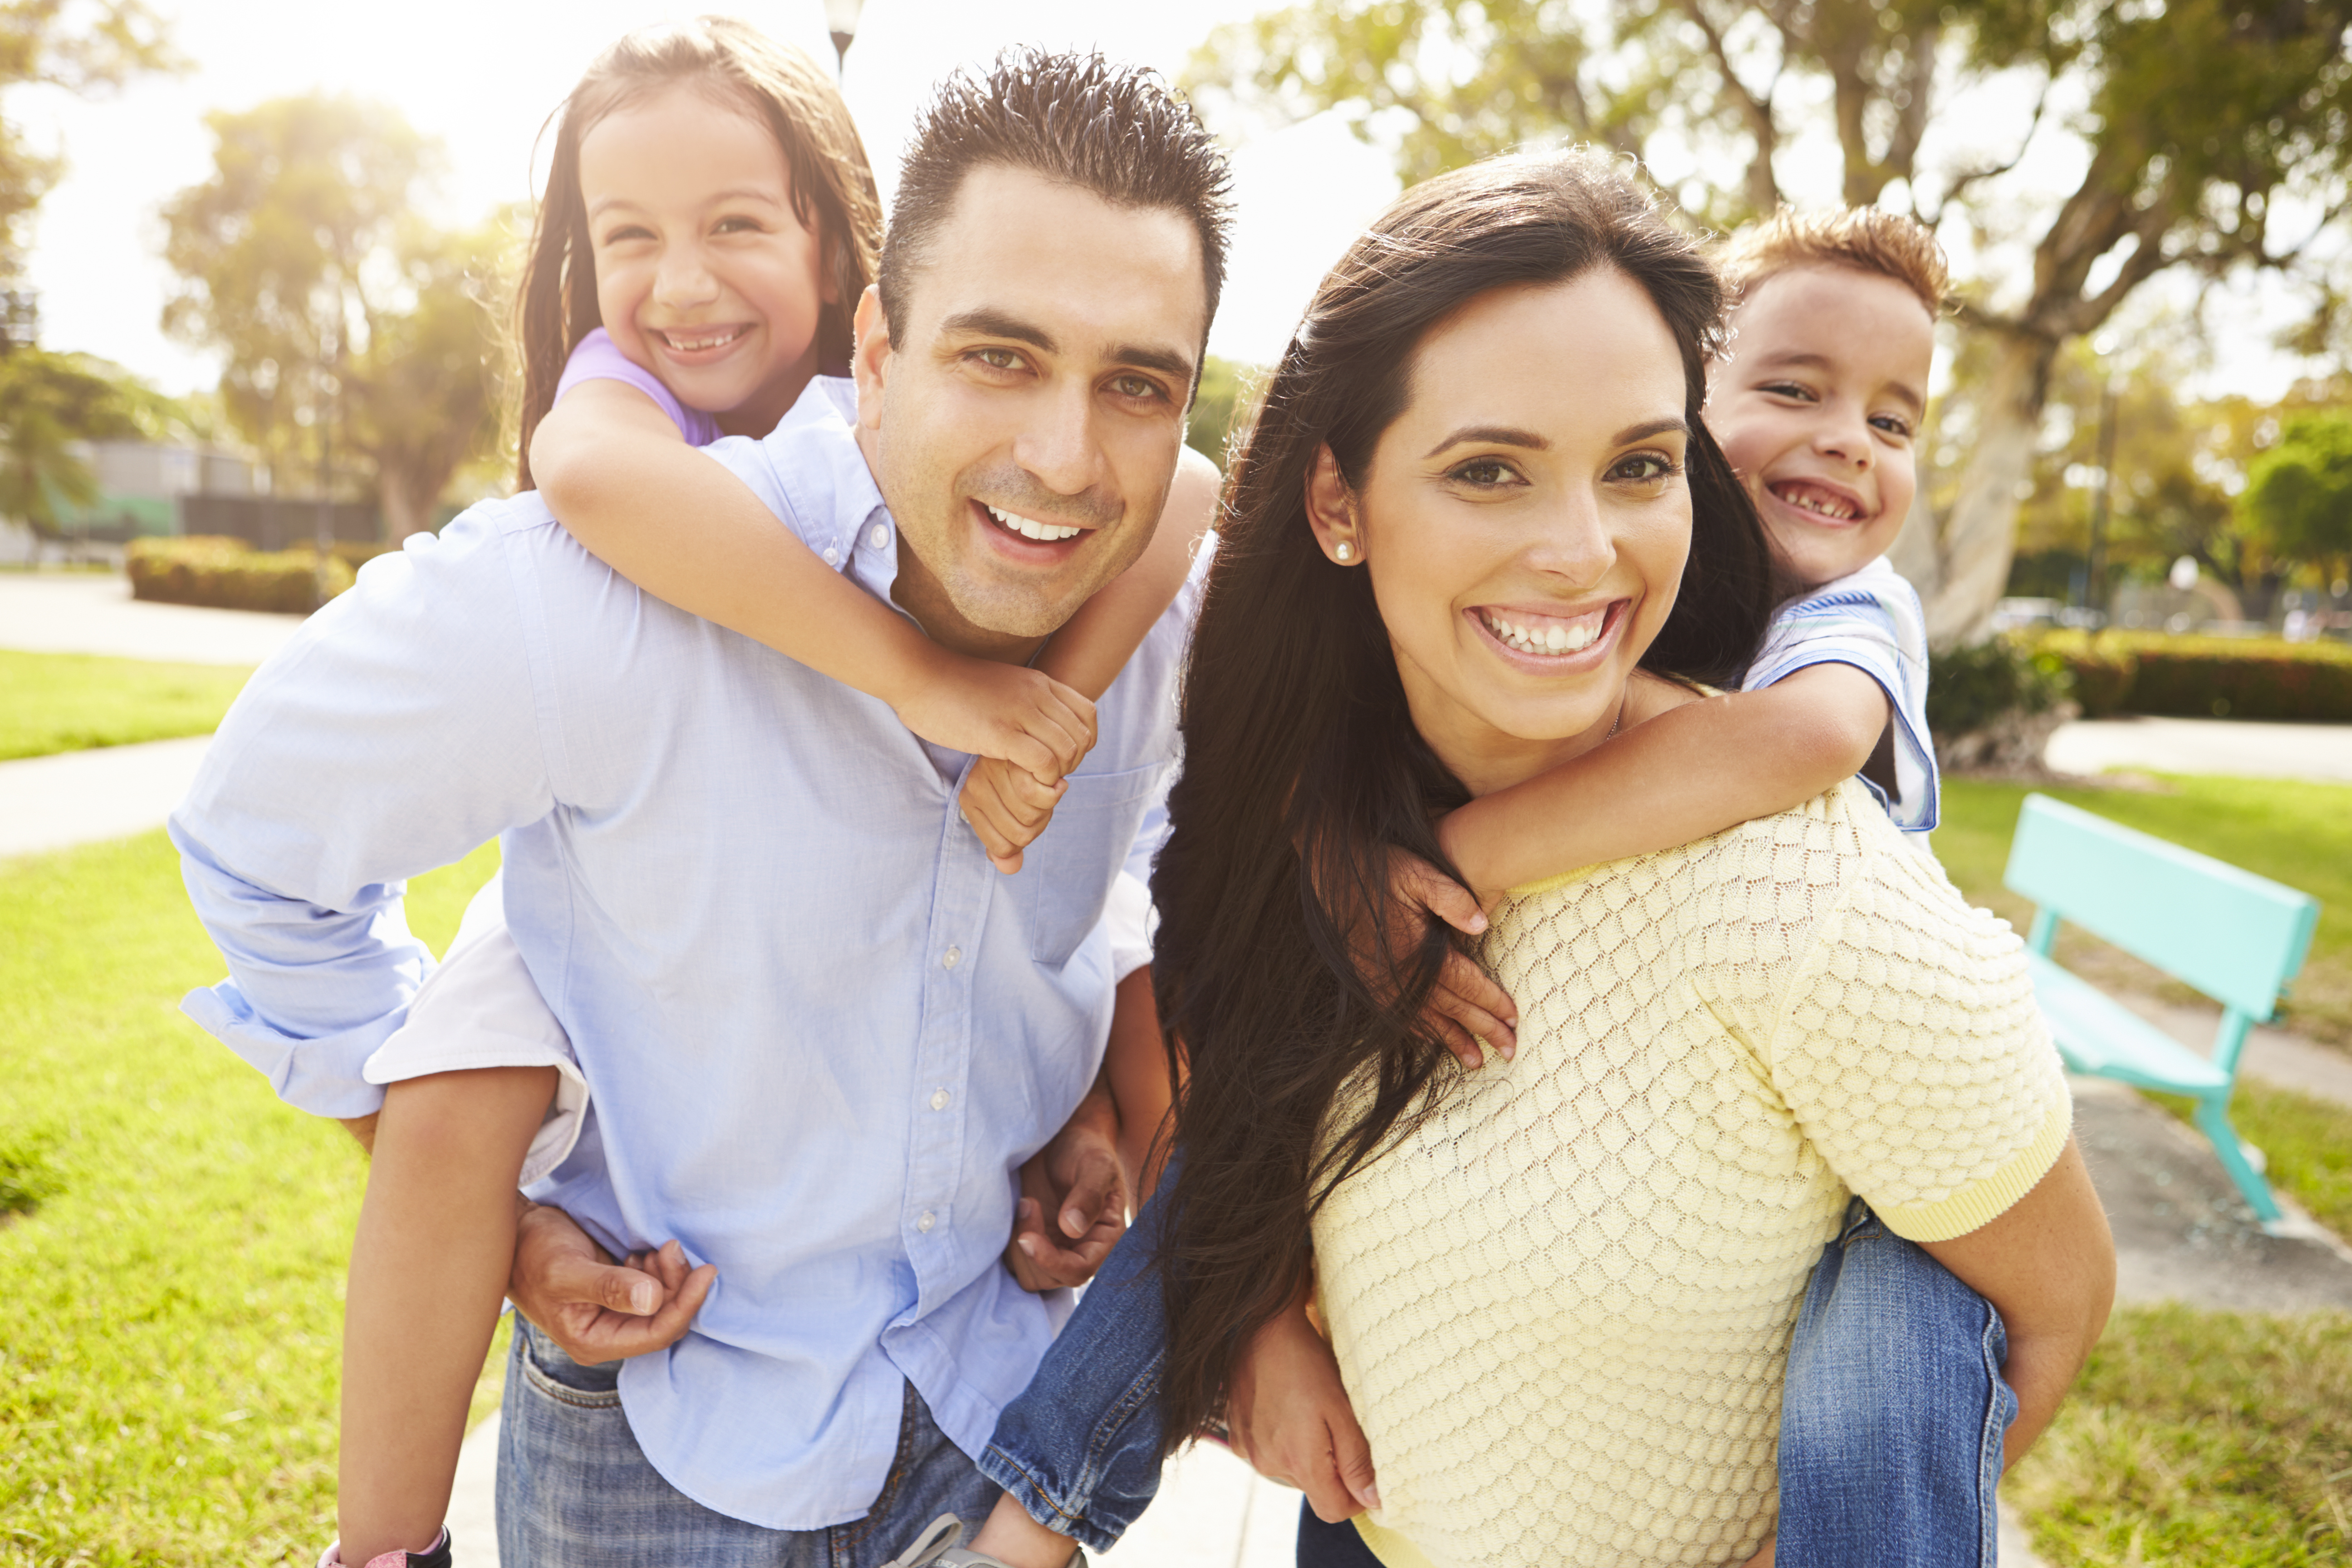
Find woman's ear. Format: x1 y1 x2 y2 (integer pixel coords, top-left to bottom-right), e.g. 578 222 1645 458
1303 445 1363 565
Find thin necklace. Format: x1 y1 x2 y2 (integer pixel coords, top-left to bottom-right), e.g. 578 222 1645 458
1607 693 1625 741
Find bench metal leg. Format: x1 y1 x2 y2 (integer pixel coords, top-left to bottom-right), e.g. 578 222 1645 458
2193 1096 2283 1225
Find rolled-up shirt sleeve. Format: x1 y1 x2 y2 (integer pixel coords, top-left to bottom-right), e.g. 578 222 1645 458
170 512 557 1119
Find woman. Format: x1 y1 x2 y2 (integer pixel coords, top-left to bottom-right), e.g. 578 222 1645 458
1148 149 2116 1568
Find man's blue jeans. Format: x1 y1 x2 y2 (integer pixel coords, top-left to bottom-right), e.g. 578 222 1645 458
496 1319 998 1568
987 1192 2015 1566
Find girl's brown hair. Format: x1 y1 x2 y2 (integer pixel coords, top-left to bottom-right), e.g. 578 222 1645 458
1149 147 1774 1457
511 16 881 488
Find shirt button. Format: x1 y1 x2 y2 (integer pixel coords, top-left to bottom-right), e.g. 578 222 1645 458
942 946 961 969
821 546 840 566
917 1210 936 1233
868 523 890 550
930 1089 950 1111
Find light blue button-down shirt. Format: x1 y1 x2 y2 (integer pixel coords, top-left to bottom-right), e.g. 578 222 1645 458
171 378 1200 1529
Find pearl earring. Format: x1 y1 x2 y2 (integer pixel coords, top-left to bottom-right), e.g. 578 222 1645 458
1335 542 1353 562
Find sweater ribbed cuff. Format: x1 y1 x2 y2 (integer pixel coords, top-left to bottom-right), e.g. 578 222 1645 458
1878 1098 2073 1244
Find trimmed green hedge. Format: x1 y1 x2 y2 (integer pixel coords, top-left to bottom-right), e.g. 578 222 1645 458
126 536 355 613
2029 630 2352 721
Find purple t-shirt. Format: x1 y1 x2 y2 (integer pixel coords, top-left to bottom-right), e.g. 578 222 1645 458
554 327 722 447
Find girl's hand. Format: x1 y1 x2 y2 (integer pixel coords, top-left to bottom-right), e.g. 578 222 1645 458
892 653 1097 783
960 754 1066 873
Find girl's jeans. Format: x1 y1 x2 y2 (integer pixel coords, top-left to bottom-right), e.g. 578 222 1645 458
982 1192 2016 1568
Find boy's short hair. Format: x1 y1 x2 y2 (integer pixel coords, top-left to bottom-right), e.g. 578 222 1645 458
1718 206 1949 318
879 49 1235 354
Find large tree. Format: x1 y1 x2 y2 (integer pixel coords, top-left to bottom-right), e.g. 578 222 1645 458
160 94 504 539
0 0 178 281
2242 408 2352 571
1190 0 2352 643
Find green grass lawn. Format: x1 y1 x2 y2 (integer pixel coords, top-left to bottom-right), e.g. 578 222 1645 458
0 832 499 1567
1937 774 2352 1049
0 650 254 762
2007 1303 2352 1566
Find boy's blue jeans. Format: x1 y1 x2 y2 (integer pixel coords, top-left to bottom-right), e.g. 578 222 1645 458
982 1192 2015 1567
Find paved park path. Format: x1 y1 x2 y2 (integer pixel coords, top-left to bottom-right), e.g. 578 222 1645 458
12 571 2352 1566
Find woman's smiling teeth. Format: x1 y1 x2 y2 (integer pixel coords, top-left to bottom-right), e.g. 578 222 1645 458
1480 607 1605 656
1769 479 1863 521
985 504 1084 543
658 325 748 353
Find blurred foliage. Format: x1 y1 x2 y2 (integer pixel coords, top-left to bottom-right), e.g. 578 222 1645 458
2242 411 2352 571
161 95 507 539
1923 633 2072 740
1188 0 2352 641
0 0 180 281
1185 354 1261 469
126 534 355 613
2029 629 2352 721
2008 337 2351 612
0 347 152 534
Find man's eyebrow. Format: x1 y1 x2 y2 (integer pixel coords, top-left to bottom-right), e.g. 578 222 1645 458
938 309 1056 353
938 311 1196 385
1111 343 1197 384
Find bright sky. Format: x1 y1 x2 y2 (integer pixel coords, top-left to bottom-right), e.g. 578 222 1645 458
12 0 2330 405
14 0 1401 397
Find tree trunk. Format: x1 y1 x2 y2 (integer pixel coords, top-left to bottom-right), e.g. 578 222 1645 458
1891 328 2060 647
377 464 436 541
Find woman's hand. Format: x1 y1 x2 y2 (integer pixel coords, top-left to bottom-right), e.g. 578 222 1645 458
1225 1294 1380 1523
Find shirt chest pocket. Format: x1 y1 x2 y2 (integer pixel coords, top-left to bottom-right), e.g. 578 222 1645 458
1017 761 1169 967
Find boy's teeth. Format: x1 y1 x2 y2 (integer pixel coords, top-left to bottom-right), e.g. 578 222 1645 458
986 504 1083 542
1480 609 1601 655
1777 484 1857 520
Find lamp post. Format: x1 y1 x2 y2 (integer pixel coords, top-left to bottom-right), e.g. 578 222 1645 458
2082 334 2120 627
314 323 338 611
824 0 863 78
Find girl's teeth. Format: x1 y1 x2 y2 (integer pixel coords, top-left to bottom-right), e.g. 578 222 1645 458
665 327 743 353
1482 610 1599 655
986 504 1083 542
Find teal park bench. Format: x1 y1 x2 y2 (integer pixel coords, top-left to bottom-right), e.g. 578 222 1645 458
2002 793 2321 1227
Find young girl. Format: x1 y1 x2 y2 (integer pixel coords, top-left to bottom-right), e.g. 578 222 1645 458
323 21 1215 1568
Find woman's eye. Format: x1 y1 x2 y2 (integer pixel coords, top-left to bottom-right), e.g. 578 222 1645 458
1448 458 1517 487
1610 453 1681 483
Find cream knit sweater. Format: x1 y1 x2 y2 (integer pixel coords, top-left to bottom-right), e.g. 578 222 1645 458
1314 781 2069 1568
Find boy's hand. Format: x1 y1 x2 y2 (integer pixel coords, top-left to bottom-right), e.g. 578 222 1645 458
1356 850 1518 1068
960 754 1065 874
892 653 1096 783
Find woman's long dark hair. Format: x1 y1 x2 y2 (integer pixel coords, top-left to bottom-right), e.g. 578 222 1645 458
1151 147 1773 1456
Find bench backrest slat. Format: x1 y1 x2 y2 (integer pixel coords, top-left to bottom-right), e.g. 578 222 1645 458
2002 793 2319 1019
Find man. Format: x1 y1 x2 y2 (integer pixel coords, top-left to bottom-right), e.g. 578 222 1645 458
171 50 1232 1567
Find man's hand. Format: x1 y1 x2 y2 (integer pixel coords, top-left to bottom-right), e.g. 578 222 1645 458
507 1202 715 1365
961 754 1066 874
1226 1294 1378 1523
893 653 1097 784
1004 1082 1128 1291
1352 849 1517 1068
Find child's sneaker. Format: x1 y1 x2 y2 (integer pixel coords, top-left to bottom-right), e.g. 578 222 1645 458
316 1526 453 1568
884 1513 1083 1568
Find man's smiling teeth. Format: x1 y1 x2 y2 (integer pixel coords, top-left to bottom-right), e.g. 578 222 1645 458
985 504 1083 542
1481 608 1602 655
660 326 747 353
1772 481 1860 521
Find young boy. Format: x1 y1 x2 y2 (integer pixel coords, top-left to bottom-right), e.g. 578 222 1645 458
893 210 1980 1568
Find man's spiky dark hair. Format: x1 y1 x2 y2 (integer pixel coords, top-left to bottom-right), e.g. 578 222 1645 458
877 49 1235 356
